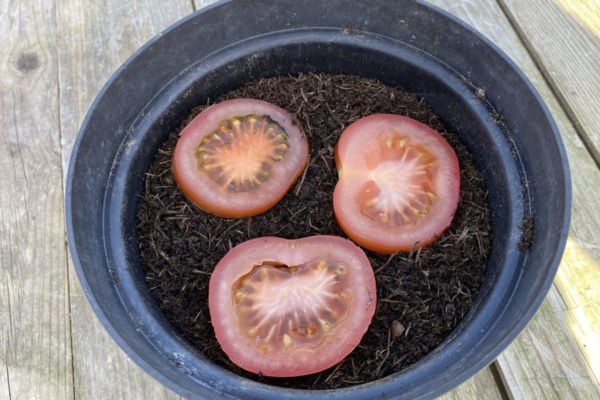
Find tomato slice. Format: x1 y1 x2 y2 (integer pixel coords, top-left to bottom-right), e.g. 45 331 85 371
172 99 308 218
334 114 460 253
208 236 376 377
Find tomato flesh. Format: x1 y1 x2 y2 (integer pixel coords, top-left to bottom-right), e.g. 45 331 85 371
197 115 289 192
209 236 376 377
173 99 308 218
334 114 460 253
233 259 352 352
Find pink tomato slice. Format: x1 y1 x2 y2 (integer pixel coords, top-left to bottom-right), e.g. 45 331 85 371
173 99 308 218
334 114 460 253
208 235 376 377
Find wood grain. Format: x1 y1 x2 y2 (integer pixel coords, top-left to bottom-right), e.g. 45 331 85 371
437 367 505 400
496 288 600 400
0 1 73 399
427 0 600 398
496 0 600 382
192 0 219 11
555 239 600 384
56 1 192 399
498 0 600 166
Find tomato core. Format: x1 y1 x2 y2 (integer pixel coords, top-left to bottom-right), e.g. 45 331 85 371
197 115 289 192
356 132 438 227
233 259 352 353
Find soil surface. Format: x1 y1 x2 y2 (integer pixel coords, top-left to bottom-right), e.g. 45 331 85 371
137 73 492 389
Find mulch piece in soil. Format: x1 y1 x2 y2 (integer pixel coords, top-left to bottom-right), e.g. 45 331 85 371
517 215 534 251
137 73 492 389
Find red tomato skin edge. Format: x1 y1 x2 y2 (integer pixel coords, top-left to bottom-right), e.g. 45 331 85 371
333 193 453 253
172 154 308 218
208 236 377 377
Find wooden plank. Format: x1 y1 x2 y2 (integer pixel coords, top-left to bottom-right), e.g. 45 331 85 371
554 238 600 384
67 293 183 400
427 0 600 398
498 0 600 166
495 289 599 400
437 366 504 400
0 1 74 399
56 1 192 399
501 1 600 382
0 272 10 399
193 0 219 11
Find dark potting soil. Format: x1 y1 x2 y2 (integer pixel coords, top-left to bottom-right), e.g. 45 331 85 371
518 215 534 251
137 73 492 389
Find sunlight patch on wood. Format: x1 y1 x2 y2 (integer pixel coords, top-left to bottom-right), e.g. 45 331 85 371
555 238 600 384
554 0 600 38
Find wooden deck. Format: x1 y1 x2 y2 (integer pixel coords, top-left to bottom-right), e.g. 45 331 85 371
1 0 599 398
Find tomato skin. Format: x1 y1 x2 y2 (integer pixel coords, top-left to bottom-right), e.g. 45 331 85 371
208 236 376 377
334 114 460 253
172 99 308 218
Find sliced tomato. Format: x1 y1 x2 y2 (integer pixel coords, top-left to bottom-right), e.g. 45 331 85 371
172 99 308 218
334 114 460 253
208 236 376 377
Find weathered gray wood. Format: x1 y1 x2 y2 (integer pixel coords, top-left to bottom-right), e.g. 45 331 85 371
67 291 185 400
56 1 192 399
496 288 599 400
192 0 219 11
436 366 504 400
554 238 600 386
498 0 600 166
0 1 74 399
427 0 600 398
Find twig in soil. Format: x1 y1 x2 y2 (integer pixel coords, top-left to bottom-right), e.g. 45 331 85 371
294 156 310 195
324 362 344 384
192 269 211 275
319 150 332 173
374 251 400 275
373 328 392 377
214 220 244 247
289 207 307 220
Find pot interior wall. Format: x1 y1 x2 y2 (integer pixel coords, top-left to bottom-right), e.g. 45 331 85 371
98 30 525 398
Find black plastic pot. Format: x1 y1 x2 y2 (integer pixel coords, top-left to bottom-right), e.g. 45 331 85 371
65 0 571 399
